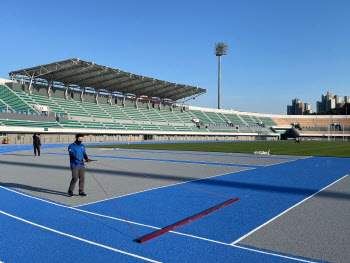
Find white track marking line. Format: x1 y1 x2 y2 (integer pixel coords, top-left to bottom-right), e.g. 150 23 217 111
0 210 160 263
99 148 299 160
262 155 313 168
0 185 318 262
232 244 317 263
45 152 262 168
167 232 317 262
105 148 307 159
0 185 161 230
263 159 297 167
77 156 296 208
74 168 252 207
230 174 349 245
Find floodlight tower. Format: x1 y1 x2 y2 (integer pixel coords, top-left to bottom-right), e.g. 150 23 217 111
215 42 228 109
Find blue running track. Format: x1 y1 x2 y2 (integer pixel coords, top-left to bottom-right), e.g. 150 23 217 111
1 142 348 262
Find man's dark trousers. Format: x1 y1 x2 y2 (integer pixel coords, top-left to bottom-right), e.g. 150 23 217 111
69 166 85 193
34 145 40 156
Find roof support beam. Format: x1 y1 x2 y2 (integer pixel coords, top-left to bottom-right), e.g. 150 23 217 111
98 75 135 90
159 86 202 100
116 78 146 93
76 71 124 87
53 66 101 83
147 83 175 98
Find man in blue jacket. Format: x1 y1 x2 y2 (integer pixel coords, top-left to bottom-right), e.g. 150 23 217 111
68 134 91 197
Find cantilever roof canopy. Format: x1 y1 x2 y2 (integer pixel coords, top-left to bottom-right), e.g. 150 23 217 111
9 58 206 101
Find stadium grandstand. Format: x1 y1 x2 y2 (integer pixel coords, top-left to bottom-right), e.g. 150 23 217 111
0 58 349 144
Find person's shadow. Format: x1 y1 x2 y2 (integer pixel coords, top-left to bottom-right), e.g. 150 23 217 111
1 182 68 197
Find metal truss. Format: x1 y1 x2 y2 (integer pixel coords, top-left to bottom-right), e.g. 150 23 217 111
9 58 207 102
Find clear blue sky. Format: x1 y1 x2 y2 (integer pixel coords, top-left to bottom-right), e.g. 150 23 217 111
1 0 350 114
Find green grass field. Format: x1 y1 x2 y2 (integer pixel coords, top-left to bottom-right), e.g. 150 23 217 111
88 141 350 158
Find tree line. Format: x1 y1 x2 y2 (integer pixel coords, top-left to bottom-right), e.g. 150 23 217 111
311 103 350 115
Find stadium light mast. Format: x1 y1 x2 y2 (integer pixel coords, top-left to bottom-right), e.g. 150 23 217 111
215 42 228 109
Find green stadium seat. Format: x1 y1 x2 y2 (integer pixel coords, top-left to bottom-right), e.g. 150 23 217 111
156 109 183 123
173 110 193 124
51 97 90 117
222 113 245 126
258 117 277 126
102 122 126 130
0 119 62 128
239 115 258 126
122 123 144 130
30 93 66 114
0 85 36 113
80 121 106 129
190 126 209 132
141 124 161 131
203 112 227 125
77 101 112 119
190 110 214 124
100 104 131 121
209 129 240 133
158 125 177 131
138 108 167 123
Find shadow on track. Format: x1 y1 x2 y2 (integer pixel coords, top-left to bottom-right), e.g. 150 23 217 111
0 160 349 201
0 182 68 197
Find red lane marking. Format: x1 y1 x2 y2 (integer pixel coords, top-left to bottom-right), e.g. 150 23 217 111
136 198 239 243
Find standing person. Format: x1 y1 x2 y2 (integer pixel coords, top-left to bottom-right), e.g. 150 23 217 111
33 133 41 156
68 134 91 197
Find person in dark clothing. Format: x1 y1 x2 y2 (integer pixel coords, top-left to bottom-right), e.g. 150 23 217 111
33 133 41 156
68 134 91 197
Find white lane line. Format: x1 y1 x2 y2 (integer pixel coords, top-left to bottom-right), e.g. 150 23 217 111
0 210 160 263
45 152 262 168
261 155 313 168
230 174 349 245
98 148 304 160
232 244 317 263
33 151 292 208
165 232 317 262
0 185 161 230
74 168 251 208
262 159 297 167
0 185 317 262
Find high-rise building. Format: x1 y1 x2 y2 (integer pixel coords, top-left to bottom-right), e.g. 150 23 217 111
287 99 304 115
317 91 345 112
289 92 348 114
304 103 313 115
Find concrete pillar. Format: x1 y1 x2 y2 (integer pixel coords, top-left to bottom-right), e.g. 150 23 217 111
48 82 52 98
64 87 69 100
80 89 84 102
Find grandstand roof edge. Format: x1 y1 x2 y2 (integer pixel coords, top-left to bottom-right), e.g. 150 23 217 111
188 105 341 118
9 58 207 101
